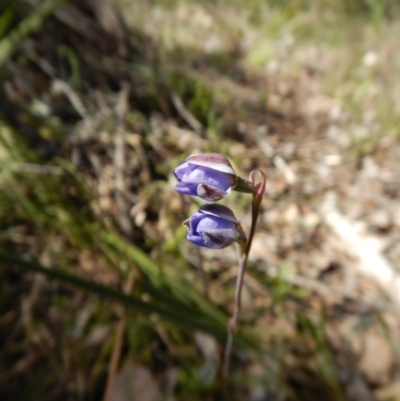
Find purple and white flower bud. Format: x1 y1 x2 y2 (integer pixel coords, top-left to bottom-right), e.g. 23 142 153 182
183 204 246 249
172 153 237 201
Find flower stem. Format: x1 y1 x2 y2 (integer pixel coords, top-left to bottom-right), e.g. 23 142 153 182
223 170 266 377
234 176 256 194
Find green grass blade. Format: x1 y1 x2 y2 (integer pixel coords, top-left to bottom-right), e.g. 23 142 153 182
0 250 259 348
0 0 68 67
100 231 231 321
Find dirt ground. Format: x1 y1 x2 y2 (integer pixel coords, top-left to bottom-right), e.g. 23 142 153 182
1 1 400 400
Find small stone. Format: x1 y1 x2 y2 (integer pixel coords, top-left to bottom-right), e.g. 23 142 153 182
281 142 296 159
111 364 162 401
302 212 320 228
361 156 379 178
368 209 391 230
262 209 280 225
359 328 393 385
336 319 393 386
393 205 400 228
283 204 299 223
362 50 379 68
324 154 342 166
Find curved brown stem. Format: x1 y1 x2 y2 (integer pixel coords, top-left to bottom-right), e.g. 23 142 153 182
223 170 266 377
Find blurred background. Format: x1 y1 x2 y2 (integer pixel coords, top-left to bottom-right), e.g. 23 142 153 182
1 0 400 400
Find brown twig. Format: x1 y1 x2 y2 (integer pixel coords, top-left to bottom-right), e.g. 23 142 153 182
102 269 136 401
171 91 203 133
114 82 133 237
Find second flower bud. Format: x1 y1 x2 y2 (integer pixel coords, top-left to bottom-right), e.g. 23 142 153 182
183 204 246 249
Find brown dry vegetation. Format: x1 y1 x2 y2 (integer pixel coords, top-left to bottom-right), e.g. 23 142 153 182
1 1 400 400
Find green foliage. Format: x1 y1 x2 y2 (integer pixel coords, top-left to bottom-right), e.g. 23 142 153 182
170 71 215 124
0 251 236 341
58 45 82 89
0 0 68 66
0 4 16 39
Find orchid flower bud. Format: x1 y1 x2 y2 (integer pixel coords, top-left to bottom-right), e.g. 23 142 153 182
172 153 237 201
183 204 246 249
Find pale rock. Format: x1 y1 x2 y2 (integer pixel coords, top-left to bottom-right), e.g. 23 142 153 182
329 105 343 122
368 209 391 230
335 319 393 385
250 233 275 261
316 162 331 180
326 124 341 139
361 156 380 178
302 181 316 194
359 328 393 385
324 154 342 166
111 365 162 401
303 95 338 116
280 142 296 159
352 124 369 140
85 325 111 347
362 50 379 68
393 205 400 228
262 209 280 225
283 204 299 223
302 212 320 228
194 332 218 383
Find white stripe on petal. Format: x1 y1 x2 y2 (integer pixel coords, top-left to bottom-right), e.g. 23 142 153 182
188 160 236 175
197 184 226 201
186 153 236 175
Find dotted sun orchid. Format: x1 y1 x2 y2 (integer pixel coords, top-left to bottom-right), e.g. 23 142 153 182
172 152 266 378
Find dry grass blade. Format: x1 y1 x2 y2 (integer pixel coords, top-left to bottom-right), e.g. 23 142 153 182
103 269 136 401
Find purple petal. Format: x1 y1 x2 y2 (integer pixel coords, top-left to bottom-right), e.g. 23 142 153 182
196 215 235 233
175 182 198 196
184 205 244 249
186 212 204 230
182 166 236 190
199 204 239 223
202 228 239 248
187 232 206 247
173 162 195 181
